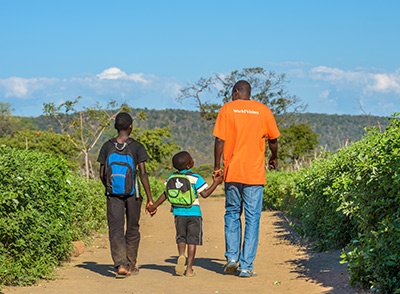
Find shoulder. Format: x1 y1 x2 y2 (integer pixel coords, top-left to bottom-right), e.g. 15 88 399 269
187 173 204 182
100 139 115 151
127 138 146 150
187 173 206 186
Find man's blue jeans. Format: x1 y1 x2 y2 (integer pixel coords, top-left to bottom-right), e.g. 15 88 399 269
224 182 263 271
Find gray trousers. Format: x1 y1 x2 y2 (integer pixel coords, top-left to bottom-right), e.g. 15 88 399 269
107 195 142 268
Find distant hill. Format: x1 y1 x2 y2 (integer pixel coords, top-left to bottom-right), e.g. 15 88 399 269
33 109 390 166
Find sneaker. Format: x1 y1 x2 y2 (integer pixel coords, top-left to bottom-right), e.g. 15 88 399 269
224 260 238 274
238 269 257 278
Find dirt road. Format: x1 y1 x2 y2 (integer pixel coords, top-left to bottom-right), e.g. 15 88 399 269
2 197 363 294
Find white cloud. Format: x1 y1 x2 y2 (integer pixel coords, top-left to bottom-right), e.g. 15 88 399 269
96 67 153 84
0 68 184 117
0 77 56 98
310 66 400 95
367 72 400 94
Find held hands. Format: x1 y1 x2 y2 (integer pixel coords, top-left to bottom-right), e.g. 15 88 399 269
145 201 157 217
212 169 224 185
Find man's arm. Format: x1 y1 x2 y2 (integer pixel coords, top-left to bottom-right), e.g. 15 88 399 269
214 137 224 172
268 138 278 169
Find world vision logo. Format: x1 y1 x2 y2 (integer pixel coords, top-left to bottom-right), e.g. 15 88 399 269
233 109 260 115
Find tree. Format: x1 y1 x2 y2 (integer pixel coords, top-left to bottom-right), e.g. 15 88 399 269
177 67 307 123
43 97 131 179
134 126 180 174
0 102 19 136
177 68 322 169
278 123 319 168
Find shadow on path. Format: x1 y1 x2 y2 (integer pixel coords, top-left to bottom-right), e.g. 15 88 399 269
140 256 226 276
76 261 115 277
75 255 226 278
271 211 368 294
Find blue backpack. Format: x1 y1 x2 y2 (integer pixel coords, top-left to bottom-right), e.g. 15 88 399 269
105 138 137 197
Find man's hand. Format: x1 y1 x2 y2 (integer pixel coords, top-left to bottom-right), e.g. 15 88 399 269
212 168 223 179
268 158 278 170
213 169 224 185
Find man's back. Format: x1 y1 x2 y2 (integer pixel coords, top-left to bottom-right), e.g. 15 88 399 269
213 99 280 184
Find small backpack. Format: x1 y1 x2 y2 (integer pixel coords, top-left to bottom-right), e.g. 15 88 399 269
105 138 137 197
165 172 196 207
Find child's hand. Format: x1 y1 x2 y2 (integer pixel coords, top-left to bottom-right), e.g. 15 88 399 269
213 169 224 185
146 202 157 216
212 169 223 178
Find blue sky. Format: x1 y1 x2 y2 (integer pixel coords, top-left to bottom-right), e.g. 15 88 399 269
1 0 399 117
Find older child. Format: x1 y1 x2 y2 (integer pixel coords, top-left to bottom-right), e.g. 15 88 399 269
148 151 223 277
97 112 154 278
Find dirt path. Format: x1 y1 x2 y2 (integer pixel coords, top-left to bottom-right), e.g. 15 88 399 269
3 197 364 294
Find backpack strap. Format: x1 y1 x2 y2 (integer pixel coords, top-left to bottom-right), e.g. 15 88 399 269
109 137 134 151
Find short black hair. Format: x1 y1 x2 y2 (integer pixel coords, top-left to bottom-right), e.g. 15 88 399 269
233 80 251 95
172 151 192 171
114 112 133 131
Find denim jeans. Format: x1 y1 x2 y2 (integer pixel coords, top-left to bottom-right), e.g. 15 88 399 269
107 195 142 269
224 182 263 271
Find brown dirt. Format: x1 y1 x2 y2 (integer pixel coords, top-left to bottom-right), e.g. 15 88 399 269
2 196 368 294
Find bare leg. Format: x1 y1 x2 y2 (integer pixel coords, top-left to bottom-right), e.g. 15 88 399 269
185 244 196 275
177 242 186 257
175 242 186 276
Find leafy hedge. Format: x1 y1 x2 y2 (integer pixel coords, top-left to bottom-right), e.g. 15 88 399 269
284 114 400 292
263 170 297 211
0 146 106 287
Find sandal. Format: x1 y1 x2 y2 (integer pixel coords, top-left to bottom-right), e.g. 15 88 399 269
128 266 139 276
175 255 186 276
115 265 130 279
185 270 196 277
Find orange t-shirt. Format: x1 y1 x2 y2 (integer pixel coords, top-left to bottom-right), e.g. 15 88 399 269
213 100 280 185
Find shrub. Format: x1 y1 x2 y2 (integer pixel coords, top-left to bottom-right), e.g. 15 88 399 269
0 146 106 287
263 170 298 211
289 113 400 292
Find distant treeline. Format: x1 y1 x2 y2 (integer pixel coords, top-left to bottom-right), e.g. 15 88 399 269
32 108 390 166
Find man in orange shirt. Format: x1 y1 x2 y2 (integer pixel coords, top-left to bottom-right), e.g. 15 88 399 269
213 80 280 278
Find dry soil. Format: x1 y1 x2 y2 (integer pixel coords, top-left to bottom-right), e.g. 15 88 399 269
2 196 368 294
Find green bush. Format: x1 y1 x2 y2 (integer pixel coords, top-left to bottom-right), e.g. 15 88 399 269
339 114 400 292
147 176 166 202
289 151 357 250
263 170 298 211
0 146 106 287
289 113 400 292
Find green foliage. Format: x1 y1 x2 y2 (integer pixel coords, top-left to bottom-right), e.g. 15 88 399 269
43 97 132 179
0 102 36 137
0 146 106 287
284 113 389 152
278 123 319 166
134 126 180 174
147 176 166 202
0 130 81 170
178 67 306 122
288 113 400 292
33 108 388 168
263 170 298 211
289 152 358 250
